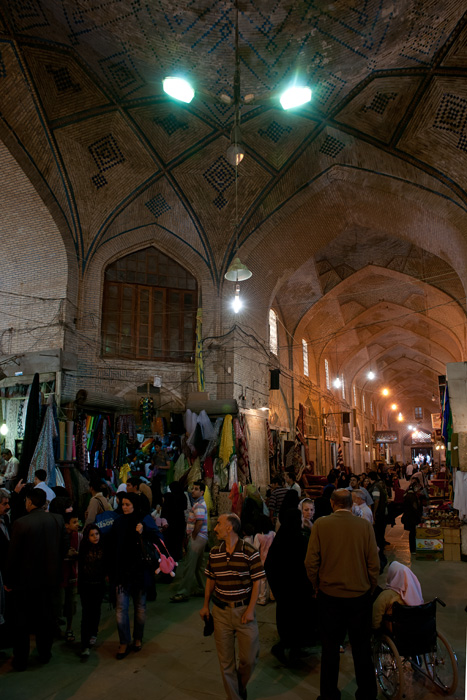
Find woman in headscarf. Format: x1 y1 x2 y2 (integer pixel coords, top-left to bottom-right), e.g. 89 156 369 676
372 561 423 630
264 508 315 664
109 491 159 658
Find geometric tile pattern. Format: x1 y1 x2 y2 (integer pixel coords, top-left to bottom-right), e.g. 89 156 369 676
154 113 189 136
9 0 49 32
145 194 171 219
319 136 346 158
362 92 397 115
203 156 236 209
89 134 125 189
46 65 81 93
258 121 292 143
99 48 144 98
433 93 467 153
0 51 5 79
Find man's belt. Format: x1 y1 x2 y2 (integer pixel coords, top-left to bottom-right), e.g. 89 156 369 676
212 595 250 609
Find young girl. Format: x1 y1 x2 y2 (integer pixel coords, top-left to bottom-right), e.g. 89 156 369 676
78 524 107 658
299 498 314 541
253 515 275 605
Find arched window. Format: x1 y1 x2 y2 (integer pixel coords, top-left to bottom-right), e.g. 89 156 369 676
302 339 309 377
269 309 278 355
102 247 197 361
324 359 330 389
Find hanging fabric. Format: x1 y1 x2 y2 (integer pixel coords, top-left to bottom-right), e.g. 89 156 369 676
18 373 42 482
27 396 59 486
219 414 234 466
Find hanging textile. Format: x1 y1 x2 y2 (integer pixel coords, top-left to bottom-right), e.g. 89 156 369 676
27 396 59 486
116 414 137 441
229 455 238 490
18 373 42 482
203 456 214 479
195 305 205 392
119 463 131 483
266 419 274 457
204 483 214 529
75 414 88 472
202 417 223 462
214 457 229 490
219 414 234 466
173 453 189 482
236 414 251 485
198 410 214 440
336 444 344 470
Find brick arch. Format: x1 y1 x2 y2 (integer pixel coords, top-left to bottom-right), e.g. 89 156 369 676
241 176 467 318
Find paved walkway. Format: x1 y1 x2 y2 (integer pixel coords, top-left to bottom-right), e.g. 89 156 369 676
0 517 465 699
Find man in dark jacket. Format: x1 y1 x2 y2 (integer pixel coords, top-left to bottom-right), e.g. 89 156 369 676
5 488 66 670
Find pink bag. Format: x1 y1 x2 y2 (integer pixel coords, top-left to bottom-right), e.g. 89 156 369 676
153 541 178 577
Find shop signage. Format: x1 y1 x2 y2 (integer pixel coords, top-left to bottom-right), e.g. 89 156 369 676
374 430 399 443
431 413 441 429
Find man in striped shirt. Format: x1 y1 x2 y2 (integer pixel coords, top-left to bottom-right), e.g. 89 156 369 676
200 513 265 700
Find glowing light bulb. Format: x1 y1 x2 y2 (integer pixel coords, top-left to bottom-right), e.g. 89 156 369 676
162 77 195 103
280 85 312 110
391 403 397 411
232 284 242 313
333 377 341 389
0 424 7 436
382 388 389 396
397 412 403 422
367 371 375 380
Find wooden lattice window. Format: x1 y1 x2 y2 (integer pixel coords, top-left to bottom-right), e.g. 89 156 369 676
102 247 197 361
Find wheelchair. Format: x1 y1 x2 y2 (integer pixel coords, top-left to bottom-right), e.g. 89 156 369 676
373 598 458 699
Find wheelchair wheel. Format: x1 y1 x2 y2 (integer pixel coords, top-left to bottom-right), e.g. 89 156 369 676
374 634 404 700
424 631 458 695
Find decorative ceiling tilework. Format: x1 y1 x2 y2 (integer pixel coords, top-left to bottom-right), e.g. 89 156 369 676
23 47 109 122
335 77 423 144
145 193 171 219
398 76 467 190
319 135 345 158
7 0 49 32
129 103 215 165
0 0 466 283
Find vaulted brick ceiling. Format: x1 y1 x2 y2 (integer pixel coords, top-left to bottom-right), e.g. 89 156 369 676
1 1 467 410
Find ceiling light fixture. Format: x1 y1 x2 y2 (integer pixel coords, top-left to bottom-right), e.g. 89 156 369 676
367 370 375 380
333 377 341 389
224 1 252 303
391 403 397 411
0 423 8 436
162 77 195 103
397 412 403 422
280 85 312 110
382 388 389 396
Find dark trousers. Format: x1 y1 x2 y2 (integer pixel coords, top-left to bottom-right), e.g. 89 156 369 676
80 584 105 648
12 587 57 667
318 590 377 700
374 518 387 570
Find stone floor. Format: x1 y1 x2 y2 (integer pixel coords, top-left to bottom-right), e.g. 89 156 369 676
1 517 465 700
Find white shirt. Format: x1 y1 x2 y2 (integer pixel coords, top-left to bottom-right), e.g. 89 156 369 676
288 482 301 496
35 481 56 503
359 503 374 524
4 457 19 480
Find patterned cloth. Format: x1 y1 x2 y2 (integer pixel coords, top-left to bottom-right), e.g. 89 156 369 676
27 398 59 486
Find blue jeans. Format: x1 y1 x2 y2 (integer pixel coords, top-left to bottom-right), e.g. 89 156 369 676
116 586 146 645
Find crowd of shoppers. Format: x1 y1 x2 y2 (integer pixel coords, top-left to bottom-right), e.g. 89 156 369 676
0 459 429 700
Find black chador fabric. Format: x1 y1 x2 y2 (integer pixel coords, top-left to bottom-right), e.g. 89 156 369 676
18 373 42 482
